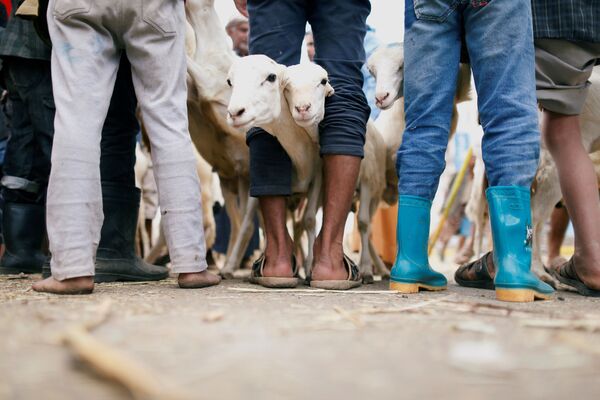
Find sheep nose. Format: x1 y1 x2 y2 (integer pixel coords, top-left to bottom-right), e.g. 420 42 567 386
295 103 311 113
228 107 246 119
375 92 390 104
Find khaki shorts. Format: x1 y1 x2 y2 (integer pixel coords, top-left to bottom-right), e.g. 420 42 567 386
535 39 600 115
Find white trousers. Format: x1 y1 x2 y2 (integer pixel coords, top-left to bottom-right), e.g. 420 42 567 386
47 0 207 279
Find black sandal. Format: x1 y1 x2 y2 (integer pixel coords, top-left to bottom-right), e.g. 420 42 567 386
550 258 600 297
248 253 300 288
309 253 362 290
454 251 495 290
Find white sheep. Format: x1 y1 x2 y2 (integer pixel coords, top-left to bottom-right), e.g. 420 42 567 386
282 63 389 282
226 55 322 276
184 0 258 278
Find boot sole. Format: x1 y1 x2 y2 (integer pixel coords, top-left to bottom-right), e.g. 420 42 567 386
390 281 447 293
496 288 553 302
94 273 169 283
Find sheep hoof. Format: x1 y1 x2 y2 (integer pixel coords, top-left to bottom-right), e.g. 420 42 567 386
362 274 374 284
220 271 235 280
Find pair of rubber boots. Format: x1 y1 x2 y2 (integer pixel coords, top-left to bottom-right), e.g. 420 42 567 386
0 183 168 283
389 186 554 302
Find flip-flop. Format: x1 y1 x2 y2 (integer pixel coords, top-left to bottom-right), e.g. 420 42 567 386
454 251 495 290
248 253 300 288
550 258 600 297
310 254 362 290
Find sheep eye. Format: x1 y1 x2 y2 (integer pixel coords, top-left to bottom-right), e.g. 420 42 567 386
266 73 277 83
227 79 232 87
320 79 328 85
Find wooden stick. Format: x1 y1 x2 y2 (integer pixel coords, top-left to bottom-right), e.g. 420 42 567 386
60 300 192 400
333 306 365 328
228 287 404 294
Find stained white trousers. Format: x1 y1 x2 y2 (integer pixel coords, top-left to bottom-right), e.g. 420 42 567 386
47 0 207 279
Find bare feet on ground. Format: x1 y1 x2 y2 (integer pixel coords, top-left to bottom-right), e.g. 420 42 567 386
32 276 94 295
261 236 295 278
178 270 222 288
310 237 348 281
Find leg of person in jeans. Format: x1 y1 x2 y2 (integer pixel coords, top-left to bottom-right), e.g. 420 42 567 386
0 58 53 274
124 0 219 288
460 0 553 301
535 39 600 293
245 0 306 280
390 0 461 293
96 54 168 282
308 0 370 283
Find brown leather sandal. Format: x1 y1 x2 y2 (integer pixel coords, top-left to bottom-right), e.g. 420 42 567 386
550 258 600 297
454 251 495 290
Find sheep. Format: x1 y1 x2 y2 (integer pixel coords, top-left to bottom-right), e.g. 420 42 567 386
226 55 322 276
282 63 389 282
184 0 258 278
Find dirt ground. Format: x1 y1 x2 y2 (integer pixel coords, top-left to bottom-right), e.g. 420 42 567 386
1 256 599 400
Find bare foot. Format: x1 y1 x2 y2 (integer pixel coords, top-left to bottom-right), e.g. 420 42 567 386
32 276 94 295
261 236 295 278
571 254 600 290
310 237 348 281
178 270 221 289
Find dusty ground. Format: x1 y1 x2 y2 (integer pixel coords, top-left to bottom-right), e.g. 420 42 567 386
1 257 599 400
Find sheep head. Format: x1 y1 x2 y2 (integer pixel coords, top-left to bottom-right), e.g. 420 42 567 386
367 43 404 110
282 63 334 128
226 55 286 130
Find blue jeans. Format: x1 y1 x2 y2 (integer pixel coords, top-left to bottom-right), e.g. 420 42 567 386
398 0 541 200
247 0 371 196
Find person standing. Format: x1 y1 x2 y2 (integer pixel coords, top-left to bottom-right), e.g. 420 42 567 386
233 0 371 289
33 0 220 294
455 0 600 298
392 0 554 302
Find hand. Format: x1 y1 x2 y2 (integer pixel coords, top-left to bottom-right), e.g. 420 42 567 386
234 0 248 17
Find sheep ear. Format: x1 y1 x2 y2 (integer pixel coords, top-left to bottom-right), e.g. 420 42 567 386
325 82 335 97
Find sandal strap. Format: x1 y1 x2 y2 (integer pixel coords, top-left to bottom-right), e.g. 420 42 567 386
251 253 300 278
457 251 493 281
342 254 361 282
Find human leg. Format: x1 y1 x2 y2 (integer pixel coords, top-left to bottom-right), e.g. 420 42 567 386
309 0 370 283
464 0 553 301
245 0 306 281
33 0 121 293
124 0 218 288
389 0 462 292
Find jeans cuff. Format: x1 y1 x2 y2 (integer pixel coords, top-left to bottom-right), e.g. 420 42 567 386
320 145 364 158
250 184 292 197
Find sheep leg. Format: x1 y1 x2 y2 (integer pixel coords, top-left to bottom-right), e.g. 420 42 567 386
531 156 563 285
221 185 242 262
302 170 322 278
144 224 167 265
221 196 259 279
357 186 374 283
368 200 390 279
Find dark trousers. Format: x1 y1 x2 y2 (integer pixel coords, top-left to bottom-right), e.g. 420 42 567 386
246 0 371 197
0 55 138 204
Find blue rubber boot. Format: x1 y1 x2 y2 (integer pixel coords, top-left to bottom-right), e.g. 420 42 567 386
390 196 447 293
487 186 554 302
